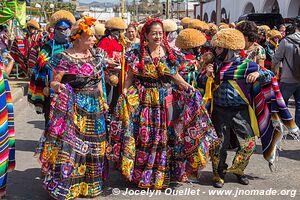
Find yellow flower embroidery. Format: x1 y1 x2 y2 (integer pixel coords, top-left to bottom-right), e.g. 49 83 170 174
157 62 170 75
73 114 78 126
99 141 106 156
145 64 159 79
80 182 89 196
150 89 159 105
122 157 133 179
236 155 243 162
49 148 59 164
79 116 87 133
78 164 86 176
73 185 79 196
127 94 139 106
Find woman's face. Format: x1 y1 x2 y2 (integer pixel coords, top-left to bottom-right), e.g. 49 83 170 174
126 27 136 41
146 24 163 46
214 46 224 56
28 26 37 34
80 28 96 49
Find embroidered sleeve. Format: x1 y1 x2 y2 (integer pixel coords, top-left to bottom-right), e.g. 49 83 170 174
48 52 69 72
256 45 266 61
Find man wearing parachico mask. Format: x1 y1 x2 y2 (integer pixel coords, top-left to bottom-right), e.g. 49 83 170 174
28 10 76 128
97 17 128 115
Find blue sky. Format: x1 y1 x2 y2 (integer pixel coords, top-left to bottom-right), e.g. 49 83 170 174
77 0 107 3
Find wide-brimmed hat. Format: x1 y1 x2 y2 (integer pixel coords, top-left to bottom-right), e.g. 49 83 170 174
105 17 127 30
188 19 209 30
94 23 106 36
49 10 76 28
258 25 271 33
211 28 245 50
181 17 191 26
162 19 178 32
267 29 282 39
27 20 40 29
219 24 229 30
175 28 207 49
208 23 218 31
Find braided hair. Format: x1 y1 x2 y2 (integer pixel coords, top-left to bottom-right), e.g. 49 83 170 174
137 18 177 69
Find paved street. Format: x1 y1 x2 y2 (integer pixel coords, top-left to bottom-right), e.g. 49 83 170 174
5 96 300 200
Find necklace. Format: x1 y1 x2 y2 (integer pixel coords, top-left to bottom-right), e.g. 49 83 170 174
71 47 90 59
148 46 162 67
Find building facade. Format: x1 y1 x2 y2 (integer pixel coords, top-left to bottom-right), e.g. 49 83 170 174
195 0 300 23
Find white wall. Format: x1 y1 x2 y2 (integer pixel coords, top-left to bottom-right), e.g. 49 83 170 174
196 0 297 23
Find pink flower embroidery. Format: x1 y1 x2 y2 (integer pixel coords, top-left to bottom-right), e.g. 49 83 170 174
142 107 150 122
68 65 80 74
52 118 66 136
80 63 94 76
139 126 149 143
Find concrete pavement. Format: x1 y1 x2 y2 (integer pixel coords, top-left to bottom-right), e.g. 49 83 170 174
5 94 300 200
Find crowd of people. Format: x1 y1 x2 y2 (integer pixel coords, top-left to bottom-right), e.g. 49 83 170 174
0 9 300 200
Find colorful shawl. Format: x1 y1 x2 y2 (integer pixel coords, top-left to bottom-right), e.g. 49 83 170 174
204 59 299 167
27 40 70 112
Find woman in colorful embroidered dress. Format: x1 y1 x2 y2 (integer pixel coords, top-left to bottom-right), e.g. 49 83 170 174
108 18 220 189
0 47 15 198
236 21 266 69
38 16 109 199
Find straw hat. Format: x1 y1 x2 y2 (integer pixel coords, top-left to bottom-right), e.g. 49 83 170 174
105 17 127 30
219 24 229 30
162 19 178 32
175 28 207 49
181 17 191 26
208 23 218 31
94 23 106 36
267 29 282 39
258 25 271 33
211 28 245 50
27 20 40 29
49 10 76 27
188 19 209 30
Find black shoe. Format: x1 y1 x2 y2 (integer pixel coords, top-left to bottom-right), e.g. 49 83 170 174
235 174 249 185
212 177 224 188
213 180 224 188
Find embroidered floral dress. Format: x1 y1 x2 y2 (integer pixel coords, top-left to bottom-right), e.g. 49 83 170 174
38 48 108 200
245 42 266 65
108 46 220 189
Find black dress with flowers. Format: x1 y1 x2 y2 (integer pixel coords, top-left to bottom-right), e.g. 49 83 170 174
38 48 108 199
108 46 220 189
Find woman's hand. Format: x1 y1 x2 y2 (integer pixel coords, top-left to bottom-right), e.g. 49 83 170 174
122 88 128 95
246 72 260 83
6 53 14 62
206 64 214 78
51 82 65 93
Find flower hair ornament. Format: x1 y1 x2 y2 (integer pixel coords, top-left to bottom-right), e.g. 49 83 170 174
137 18 177 69
70 16 97 40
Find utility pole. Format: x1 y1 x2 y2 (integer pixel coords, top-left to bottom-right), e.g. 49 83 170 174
121 0 125 19
166 0 170 19
186 0 188 17
171 0 173 18
216 0 221 24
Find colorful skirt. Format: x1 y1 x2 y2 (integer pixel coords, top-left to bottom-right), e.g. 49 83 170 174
0 71 15 197
108 80 220 189
38 84 108 200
